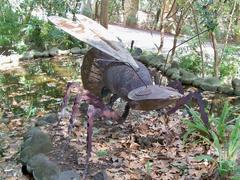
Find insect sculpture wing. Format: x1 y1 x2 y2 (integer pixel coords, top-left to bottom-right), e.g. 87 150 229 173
48 15 139 70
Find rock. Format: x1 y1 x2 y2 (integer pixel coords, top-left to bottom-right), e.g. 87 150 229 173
79 48 89 54
171 61 179 69
199 77 221 91
53 170 80 180
70 47 82 54
59 49 70 55
23 127 42 141
93 170 109 180
218 85 234 95
35 113 58 126
166 68 179 77
132 47 143 57
171 71 181 80
20 128 52 164
20 52 34 60
42 50 50 57
232 78 240 88
27 154 60 180
180 69 197 85
49 47 60 56
139 54 165 67
192 77 204 88
233 88 240 96
159 64 170 72
149 55 165 67
31 50 44 58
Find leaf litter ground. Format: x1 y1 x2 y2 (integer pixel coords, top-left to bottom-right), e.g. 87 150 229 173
0 55 220 179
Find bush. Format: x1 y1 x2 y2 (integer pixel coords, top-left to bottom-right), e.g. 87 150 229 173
220 45 239 81
183 103 240 179
178 52 202 75
0 1 22 53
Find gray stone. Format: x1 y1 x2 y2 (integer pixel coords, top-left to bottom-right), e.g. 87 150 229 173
59 49 70 55
199 77 221 91
149 55 165 67
53 170 80 180
218 85 234 95
232 78 240 88
31 50 44 58
42 50 50 57
20 128 52 164
234 88 240 96
93 170 109 180
49 47 60 56
192 77 204 88
171 71 181 80
166 68 179 77
139 54 165 67
20 52 34 60
79 48 89 55
180 69 197 85
27 154 60 180
171 61 179 69
35 113 58 126
139 54 151 64
159 64 170 73
23 127 42 140
70 47 81 54
131 47 143 57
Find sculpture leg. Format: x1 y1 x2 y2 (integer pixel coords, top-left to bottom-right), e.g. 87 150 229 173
167 91 209 127
60 82 82 123
84 105 100 178
116 102 130 124
108 94 119 108
168 80 184 94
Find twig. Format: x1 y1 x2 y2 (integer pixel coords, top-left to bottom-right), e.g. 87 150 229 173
160 29 209 85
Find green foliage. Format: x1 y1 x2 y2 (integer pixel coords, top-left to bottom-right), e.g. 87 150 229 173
19 76 34 91
126 16 138 27
0 1 22 50
108 0 122 23
0 0 83 53
183 103 240 179
145 160 153 175
96 149 109 157
220 45 239 80
179 52 202 75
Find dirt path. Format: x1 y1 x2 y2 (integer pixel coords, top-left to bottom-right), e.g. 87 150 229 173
108 24 215 56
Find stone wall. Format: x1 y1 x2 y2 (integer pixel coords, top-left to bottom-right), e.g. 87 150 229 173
136 53 240 96
1 47 239 96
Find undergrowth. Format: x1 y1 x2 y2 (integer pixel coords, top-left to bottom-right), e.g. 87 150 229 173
183 103 240 179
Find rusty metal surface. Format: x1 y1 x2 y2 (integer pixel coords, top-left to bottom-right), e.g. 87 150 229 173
128 85 183 101
48 15 139 70
128 85 183 111
81 48 108 97
103 61 153 100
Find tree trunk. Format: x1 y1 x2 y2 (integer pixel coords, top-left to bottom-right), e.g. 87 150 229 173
158 0 166 54
94 0 100 21
100 0 109 28
124 0 139 27
170 11 184 62
192 8 205 78
210 32 220 77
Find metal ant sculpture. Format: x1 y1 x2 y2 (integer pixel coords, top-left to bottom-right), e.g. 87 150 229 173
49 15 209 177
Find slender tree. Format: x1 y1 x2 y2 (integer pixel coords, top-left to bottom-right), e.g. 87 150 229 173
124 0 139 27
100 0 109 28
